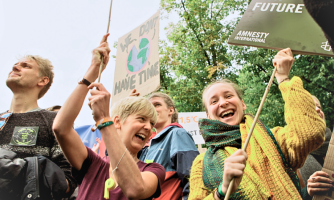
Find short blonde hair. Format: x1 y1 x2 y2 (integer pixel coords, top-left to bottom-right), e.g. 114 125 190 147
147 92 178 123
23 55 54 99
202 79 243 112
111 97 157 125
312 95 321 106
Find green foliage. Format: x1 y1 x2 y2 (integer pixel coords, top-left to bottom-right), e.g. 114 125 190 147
236 47 334 129
159 0 249 112
159 0 334 130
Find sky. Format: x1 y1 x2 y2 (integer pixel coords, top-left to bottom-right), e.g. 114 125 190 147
0 0 179 127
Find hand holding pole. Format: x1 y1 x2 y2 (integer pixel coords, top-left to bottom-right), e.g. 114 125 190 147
97 0 113 83
224 66 277 199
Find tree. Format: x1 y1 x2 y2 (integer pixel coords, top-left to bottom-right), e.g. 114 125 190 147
235 47 334 129
159 0 249 112
159 0 334 130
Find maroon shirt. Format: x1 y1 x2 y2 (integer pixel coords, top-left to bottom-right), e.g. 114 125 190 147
72 147 165 200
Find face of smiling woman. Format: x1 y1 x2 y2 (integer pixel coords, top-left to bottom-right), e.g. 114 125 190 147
205 83 247 126
115 113 154 154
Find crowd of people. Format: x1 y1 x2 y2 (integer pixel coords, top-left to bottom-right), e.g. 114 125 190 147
0 31 332 200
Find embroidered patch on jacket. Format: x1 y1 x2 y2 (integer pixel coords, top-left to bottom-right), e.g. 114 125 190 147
10 126 39 146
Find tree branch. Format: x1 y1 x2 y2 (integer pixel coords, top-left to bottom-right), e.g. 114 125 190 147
300 76 334 93
181 0 212 66
256 65 278 86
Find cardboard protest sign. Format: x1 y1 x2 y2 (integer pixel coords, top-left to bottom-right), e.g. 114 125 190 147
313 131 334 200
228 0 334 56
111 11 160 104
178 112 206 144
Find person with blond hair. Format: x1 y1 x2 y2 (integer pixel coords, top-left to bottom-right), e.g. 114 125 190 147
137 92 199 200
0 54 77 199
189 48 326 200
53 34 165 200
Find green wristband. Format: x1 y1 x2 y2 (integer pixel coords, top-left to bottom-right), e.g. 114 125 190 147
97 121 114 130
217 181 225 199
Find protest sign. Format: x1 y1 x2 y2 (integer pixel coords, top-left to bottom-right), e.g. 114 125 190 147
228 0 334 56
313 130 334 200
178 112 206 144
111 11 160 104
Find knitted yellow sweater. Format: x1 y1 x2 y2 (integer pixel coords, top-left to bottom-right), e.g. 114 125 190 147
189 77 326 200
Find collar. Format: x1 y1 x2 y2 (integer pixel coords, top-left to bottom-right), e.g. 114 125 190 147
144 123 183 147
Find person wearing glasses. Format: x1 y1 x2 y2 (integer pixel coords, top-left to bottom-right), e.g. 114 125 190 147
0 54 76 198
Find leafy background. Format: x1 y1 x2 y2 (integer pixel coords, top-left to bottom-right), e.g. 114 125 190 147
158 0 334 130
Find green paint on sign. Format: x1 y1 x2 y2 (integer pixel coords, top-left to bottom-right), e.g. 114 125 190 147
127 50 134 72
137 47 148 64
139 38 149 49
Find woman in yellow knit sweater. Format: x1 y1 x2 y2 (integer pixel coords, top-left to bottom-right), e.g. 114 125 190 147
189 48 326 200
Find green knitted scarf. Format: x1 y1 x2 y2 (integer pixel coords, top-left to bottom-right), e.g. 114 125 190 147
200 118 244 198
200 116 301 198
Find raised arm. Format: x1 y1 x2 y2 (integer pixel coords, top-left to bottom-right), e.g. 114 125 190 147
271 48 326 170
88 83 164 199
53 34 111 171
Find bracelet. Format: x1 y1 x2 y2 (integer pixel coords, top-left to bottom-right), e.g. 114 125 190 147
98 121 114 130
279 77 290 84
91 117 113 132
216 182 225 199
78 78 91 86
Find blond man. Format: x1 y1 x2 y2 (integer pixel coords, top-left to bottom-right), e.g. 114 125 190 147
0 55 76 199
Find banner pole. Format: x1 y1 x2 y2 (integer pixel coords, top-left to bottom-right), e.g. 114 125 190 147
97 0 113 83
224 66 277 199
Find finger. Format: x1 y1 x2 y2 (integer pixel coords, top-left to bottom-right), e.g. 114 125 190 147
100 33 110 44
233 149 248 159
282 48 293 57
106 46 111 54
308 182 333 188
312 171 329 178
226 155 247 165
90 89 107 96
225 162 246 171
225 168 244 179
104 55 110 65
94 47 109 58
88 95 104 102
311 176 333 184
88 82 107 91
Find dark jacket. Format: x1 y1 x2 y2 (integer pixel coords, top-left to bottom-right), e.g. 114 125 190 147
0 148 26 200
0 148 68 200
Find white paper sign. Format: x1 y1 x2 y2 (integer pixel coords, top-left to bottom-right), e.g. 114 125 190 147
178 112 206 144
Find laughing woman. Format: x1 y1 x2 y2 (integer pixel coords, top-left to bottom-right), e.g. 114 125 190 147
189 48 326 200
53 34 165 200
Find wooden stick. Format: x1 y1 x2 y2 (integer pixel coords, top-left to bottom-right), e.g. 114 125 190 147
97 0 113 83
224 66 277 199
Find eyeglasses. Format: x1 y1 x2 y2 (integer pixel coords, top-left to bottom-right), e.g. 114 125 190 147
0 112 12 131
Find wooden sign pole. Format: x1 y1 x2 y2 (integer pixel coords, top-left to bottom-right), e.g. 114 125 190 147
97 0 113 83
96 0 113 158
224 66 277 199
